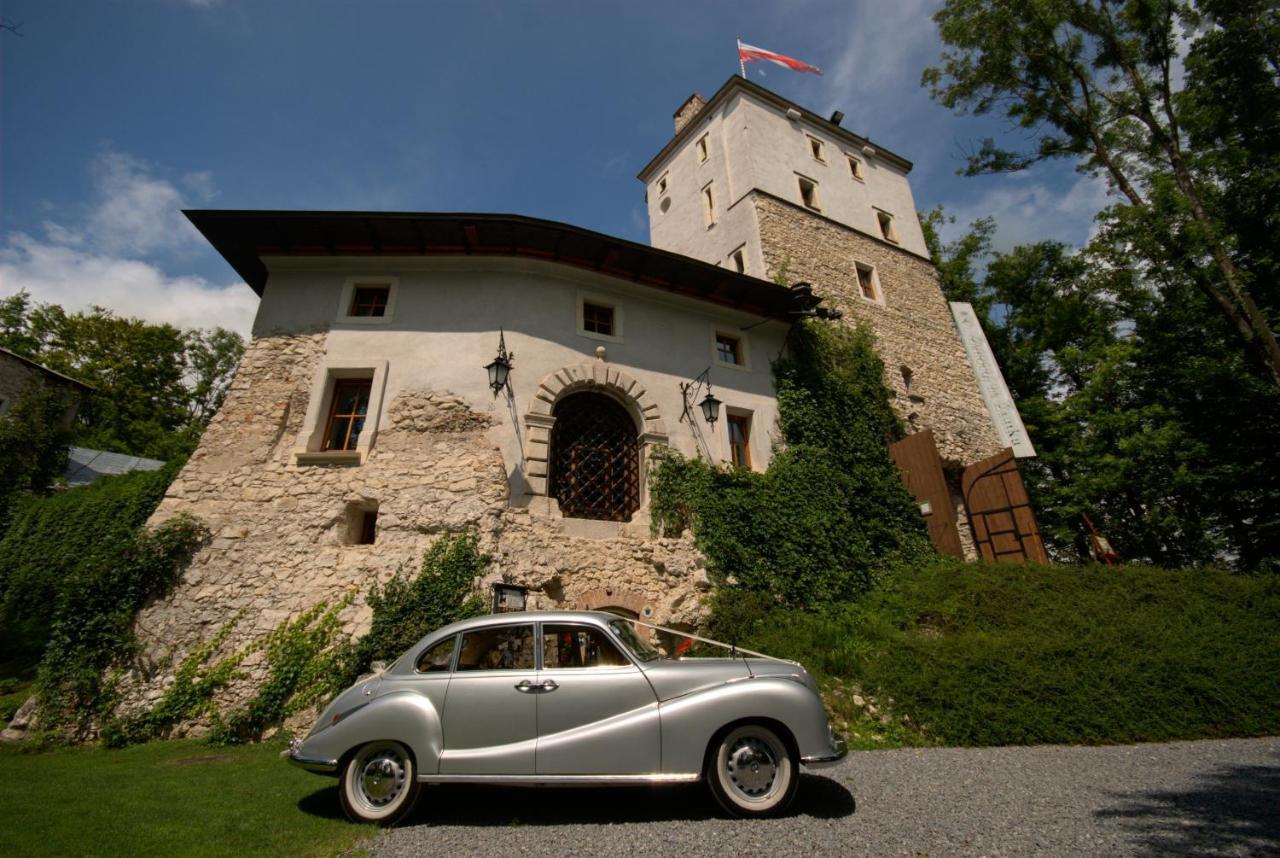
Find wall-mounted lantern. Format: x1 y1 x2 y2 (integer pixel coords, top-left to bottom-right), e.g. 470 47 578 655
680 367 721 428
491 582 528 613
484 329 515 397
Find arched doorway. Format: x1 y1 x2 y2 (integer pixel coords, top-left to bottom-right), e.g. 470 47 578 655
549 392 640 521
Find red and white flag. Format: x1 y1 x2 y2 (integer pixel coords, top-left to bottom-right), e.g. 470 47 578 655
737 40 822 76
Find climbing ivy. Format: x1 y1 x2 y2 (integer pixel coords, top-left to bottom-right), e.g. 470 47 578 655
650 320 932 613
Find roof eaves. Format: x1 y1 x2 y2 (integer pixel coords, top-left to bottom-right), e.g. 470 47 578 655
0 347 95 392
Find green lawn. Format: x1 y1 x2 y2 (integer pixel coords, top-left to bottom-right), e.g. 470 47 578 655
0 739 373 858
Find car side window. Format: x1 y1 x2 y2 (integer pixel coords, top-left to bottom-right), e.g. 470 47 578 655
415 636 457 673
456 625 536 671
542 624 630 669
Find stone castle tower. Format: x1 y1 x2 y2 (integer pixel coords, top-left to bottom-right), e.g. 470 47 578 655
637 78 1006 552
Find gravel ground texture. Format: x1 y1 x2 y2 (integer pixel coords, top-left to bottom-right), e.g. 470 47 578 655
363 736 1280 857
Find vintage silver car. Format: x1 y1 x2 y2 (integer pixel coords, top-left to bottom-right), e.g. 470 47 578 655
287 610 846 823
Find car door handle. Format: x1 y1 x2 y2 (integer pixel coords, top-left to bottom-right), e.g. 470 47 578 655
515 680 537 693
539 679 559 692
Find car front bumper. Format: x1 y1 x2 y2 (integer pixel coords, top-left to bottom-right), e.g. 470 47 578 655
283 738 339 775
800 731 849 768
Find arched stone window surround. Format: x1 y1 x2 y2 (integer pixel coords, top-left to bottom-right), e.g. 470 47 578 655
523 363 668 506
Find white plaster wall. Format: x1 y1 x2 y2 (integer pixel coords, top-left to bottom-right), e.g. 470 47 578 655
253 255 788 500
645 91 928 262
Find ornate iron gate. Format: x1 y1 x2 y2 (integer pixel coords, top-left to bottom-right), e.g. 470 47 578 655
962 448 1049 564
549 393 640 522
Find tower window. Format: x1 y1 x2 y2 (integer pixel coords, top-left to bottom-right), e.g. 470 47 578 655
696 134 709 163
856 263 880 301
730 247 746 274
344 501 379 545
657 173 668 195
847 155 864 180
702 183 716 226
877 210 899 243
582 302 615 336
808 136 825 162
716 333 743 366
798 176 820 211
727 413 752 469
324 378 372 452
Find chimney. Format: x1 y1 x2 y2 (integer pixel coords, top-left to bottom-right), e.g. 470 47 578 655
673 93 707 134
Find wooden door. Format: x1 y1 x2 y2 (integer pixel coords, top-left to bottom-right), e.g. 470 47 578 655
889 430 965 557
962 448 1048 564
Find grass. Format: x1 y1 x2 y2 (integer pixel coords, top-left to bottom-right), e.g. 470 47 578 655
734 559 1280 748
0 738 373 858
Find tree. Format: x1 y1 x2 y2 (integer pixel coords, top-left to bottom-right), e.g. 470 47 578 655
0 293 245 460
0 382 75 533
925 211 1280 569
924 0 1280 387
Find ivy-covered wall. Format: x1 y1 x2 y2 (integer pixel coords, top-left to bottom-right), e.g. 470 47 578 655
650 320 934 612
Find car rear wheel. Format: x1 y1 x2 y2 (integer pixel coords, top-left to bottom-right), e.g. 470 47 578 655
705 723 798 818
338 740 421 825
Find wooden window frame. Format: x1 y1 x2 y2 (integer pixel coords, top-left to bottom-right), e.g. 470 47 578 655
576 292 624 343
726 413 752 470
582 302 615 337
337 276 397 324
715 333 743 366
349 285 390 317
322 378 372 452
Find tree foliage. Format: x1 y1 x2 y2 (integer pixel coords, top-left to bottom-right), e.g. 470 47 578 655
924 211 1280 569
924 0 1280 387
0 292 245 460
0 381 76 533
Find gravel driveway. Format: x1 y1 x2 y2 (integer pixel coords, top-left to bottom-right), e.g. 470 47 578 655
367 737 1279 857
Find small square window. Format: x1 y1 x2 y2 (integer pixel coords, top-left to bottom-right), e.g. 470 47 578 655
847 155 864 180
731 248 746 274
349 285 390 317
798 176 820 211
702 183 716 226
877 210 899 243
856 263 879 301
716 334 743 366
808 136 825 162
324 378 372 451
697 134 709 163
727 414 751 469
344 501 379 545
582 302 615 336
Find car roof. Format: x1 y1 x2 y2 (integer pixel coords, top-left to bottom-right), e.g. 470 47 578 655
433 610 626 636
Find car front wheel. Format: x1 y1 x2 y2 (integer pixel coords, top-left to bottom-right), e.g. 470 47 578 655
338 740 421 825
705 723 798 818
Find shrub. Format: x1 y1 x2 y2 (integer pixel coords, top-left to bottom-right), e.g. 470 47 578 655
650 320 932 609
723 558 1280 746
343 532 488 683
35 512 209 740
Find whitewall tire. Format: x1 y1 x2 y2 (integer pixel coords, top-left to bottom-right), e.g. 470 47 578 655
706 723 799 818
338 740 422 825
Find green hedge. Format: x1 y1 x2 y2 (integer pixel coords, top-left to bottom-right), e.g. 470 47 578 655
728 559 1280 746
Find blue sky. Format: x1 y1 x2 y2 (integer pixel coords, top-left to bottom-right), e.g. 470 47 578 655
1 0 1108 335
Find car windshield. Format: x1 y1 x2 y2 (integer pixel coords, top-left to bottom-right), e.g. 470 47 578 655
608 618 661 662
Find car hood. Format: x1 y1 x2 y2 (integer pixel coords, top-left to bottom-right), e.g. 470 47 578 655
641 656 814 702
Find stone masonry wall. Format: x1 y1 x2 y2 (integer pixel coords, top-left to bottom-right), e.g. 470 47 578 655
123 330 709 723
754 193 1004 467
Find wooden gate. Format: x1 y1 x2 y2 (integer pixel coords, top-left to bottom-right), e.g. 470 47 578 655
889 430 965 557
962 448 1048 564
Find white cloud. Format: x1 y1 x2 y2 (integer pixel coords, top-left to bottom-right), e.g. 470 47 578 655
84 149 208 256
937 172 1113 251
1 233 258 336
2 148 257 336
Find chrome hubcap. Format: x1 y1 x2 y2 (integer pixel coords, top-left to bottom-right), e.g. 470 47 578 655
358 749 406 807
725 736 778 799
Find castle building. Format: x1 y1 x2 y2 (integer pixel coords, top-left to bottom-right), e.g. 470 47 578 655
126 78 1026 709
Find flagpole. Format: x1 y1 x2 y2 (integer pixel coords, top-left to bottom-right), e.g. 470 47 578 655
737 36 746 78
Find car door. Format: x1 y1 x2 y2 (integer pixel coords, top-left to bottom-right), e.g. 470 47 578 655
437 622 538 774
534 622 661 775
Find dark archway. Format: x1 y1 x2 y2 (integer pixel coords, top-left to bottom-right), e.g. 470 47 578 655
549 392 640 521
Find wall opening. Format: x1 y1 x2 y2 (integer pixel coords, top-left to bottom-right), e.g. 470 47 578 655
343 500 379 545
548 392 640 522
